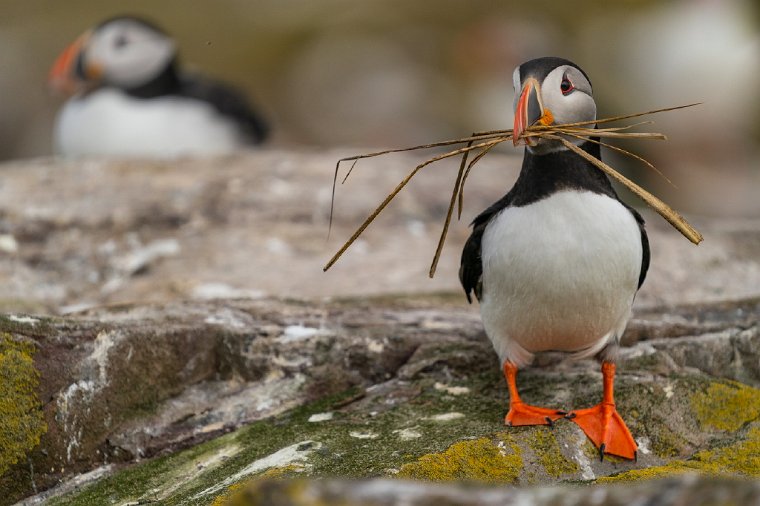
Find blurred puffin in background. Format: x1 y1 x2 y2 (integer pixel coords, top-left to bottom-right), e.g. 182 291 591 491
49 15 269 158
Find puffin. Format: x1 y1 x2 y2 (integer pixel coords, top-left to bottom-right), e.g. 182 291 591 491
459 57 648 460
48 15 268 158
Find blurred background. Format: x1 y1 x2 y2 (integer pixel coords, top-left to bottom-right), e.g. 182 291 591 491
0 0 758 216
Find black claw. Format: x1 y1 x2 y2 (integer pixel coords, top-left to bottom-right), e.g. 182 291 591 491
564 412 577 419
634 451 638 463
545 416 554 427
599 443 606 462
556 410 568 416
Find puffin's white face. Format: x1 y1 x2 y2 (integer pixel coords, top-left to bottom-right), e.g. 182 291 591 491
85 19 175 88
512 62 596 154
49 17 176 93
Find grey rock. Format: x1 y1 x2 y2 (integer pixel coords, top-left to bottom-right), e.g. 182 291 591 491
226 476 760 506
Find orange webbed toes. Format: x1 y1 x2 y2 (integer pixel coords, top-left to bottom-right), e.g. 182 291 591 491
506 402 566 427
568 403 637 460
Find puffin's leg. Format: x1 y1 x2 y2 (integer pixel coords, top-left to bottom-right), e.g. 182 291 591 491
566 361 637 460
503 361 565 426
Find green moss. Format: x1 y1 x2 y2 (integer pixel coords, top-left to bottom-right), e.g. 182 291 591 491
691 381 760 432
0 332 47 477
526 430 578 477
600 426 760 482
396 433 522 484
649 424 688 458
0 314 54 337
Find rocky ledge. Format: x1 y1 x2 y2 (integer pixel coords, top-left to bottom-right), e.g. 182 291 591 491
0 152 758 504
2 293 758 505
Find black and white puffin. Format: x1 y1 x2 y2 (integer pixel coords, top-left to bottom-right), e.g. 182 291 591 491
49 16 268 157
459 57 648 460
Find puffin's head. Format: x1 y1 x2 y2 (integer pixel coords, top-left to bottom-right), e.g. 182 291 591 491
49 16 176 94
512 57 596 154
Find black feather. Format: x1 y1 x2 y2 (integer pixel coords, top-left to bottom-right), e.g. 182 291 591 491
178 73 269 144
122 58 269 144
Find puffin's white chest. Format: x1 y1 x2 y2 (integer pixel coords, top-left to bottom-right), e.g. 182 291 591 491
54 89 246 158
479 190 642 366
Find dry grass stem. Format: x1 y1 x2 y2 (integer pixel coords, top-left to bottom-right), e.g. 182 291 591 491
325 103 702 275
552 136 703 245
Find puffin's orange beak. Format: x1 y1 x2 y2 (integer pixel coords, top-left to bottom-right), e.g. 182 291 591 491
48 32 92 95
513 78 552 147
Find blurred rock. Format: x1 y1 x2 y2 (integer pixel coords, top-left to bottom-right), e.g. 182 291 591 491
0 151 758 315
223 476 760 506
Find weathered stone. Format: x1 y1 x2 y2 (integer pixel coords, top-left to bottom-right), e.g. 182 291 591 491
0 153 759 311
219 476 760 506
0 154 759 504
4 293 760 505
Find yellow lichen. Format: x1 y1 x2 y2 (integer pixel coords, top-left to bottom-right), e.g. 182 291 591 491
599 426 760 482
526 430 578 477
210 482 246 506
210 465 305 506
217 479 310 506
0 333 47 477
395 434 522 484
690 381 760 432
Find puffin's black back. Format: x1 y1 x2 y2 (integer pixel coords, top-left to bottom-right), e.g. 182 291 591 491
179 75 270 144
459 141 650 302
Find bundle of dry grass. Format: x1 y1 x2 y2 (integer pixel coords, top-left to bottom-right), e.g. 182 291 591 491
325 103 702 277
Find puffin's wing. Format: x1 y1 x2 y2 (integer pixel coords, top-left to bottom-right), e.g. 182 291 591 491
179 74 269 144
459 222 487 303
623 204 650 289
459 192 515 303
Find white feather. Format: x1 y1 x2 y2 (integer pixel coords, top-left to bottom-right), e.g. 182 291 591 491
54 88 247 158
479 190 642 367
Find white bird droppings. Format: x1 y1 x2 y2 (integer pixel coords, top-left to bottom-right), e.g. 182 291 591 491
424 412 465 422
9 314 39 325
571 431 596 481
349 431 379 439
193 441 320 499
394 428 422 440
434 382 470 396
636 436 652 455
280 324 321 342
0 234 18 253
308 412 334 423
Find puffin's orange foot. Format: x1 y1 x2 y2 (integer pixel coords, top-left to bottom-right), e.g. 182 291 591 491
567 402 637 460
506 401 566 427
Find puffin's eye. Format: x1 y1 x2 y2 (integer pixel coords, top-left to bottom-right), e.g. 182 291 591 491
114 34 129 49
560 76 574 95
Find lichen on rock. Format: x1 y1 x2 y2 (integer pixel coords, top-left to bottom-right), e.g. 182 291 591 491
526 429 579 478
600 426 760 482
0 332 46 476
690 381 760 432
396 433 522 484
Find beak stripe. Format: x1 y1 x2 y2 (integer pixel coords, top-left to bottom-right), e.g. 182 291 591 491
513 78 544 146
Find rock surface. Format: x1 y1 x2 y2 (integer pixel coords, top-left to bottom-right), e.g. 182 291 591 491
4 293 760 505
1 151 759 313
215 476 760 506
0 152 758 504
